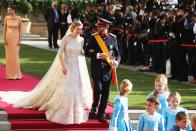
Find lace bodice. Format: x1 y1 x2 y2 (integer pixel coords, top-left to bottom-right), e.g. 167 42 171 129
58 35 84 61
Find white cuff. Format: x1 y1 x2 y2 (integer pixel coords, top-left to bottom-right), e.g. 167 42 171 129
114 60 119 67
111 127 117 131
96 53 101 59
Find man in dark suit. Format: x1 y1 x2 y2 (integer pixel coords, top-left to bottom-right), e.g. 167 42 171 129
59 4 68 38
85 18 121 122
44 1 61 48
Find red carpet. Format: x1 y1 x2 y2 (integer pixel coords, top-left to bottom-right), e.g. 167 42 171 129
0 66 113 130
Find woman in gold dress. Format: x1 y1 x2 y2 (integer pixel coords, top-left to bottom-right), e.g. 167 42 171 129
3 5 22 79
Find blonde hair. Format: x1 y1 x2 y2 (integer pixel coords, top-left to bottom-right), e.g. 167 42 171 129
71 20 83 32
119 79 133 96
153 74 169 97
190 114 196 123
168 91 181 102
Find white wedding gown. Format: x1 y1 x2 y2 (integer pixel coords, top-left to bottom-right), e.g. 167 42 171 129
0 35 93 125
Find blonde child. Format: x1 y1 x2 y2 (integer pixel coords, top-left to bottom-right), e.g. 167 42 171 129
137 97 165 131
109 79 134 131
147 74 170 115
163 92 192 131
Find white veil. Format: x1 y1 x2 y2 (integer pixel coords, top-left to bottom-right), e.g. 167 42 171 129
0 23 92 110
65 24 72 36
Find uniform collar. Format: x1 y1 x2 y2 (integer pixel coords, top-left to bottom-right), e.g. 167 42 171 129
100 33 109 39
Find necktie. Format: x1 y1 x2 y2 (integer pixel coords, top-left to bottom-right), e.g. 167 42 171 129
54 9 59 23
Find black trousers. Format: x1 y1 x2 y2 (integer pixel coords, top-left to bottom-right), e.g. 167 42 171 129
170 45 178 78
176 46 189 81
121 37 128 64
92 78 111 116
152 43 166 73
127 43 135 65
48 23 59 47
191 48 196 78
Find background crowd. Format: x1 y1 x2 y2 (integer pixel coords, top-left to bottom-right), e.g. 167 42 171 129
45 0 196 84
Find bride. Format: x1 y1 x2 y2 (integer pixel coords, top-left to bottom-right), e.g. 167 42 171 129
0 21 93 125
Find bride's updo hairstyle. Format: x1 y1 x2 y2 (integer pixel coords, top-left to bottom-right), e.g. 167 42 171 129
71 20 83 32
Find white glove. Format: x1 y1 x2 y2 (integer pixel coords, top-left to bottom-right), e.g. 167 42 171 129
110 59 118 67
97 53 101 59
169 32 175 38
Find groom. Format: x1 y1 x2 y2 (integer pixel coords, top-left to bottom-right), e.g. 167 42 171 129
85 18 121 122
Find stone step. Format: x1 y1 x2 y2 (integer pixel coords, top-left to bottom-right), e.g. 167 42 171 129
0 109 195 131
0 111 8 121
22 34 41 39
0 121 11 131
0 26 3 33
132 120 138 130
0 30 47 42
22 37 47 41
21 33 48 41
128 110 144 120
128 109 196 120
0 26 45 41
0 109 194 121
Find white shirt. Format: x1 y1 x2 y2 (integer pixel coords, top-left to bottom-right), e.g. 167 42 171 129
193 23 196 34
167 0 178 5
67 13 72 24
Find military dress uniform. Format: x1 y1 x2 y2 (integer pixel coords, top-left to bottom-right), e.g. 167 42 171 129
85 18 121 122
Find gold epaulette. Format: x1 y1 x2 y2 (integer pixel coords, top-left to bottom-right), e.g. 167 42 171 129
92 32 98 36
109 33 116 38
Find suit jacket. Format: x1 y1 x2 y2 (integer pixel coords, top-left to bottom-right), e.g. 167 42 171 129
60 13 68 28
85 33 121 81
44 7 62 29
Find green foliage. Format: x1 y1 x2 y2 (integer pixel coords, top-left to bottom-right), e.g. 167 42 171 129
27 0 51 13
0 0 96 17
0 0 14 9
16 1 33 15
0 0 32 15
27 0 96 13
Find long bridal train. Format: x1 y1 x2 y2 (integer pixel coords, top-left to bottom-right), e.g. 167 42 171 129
0 50 93 125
